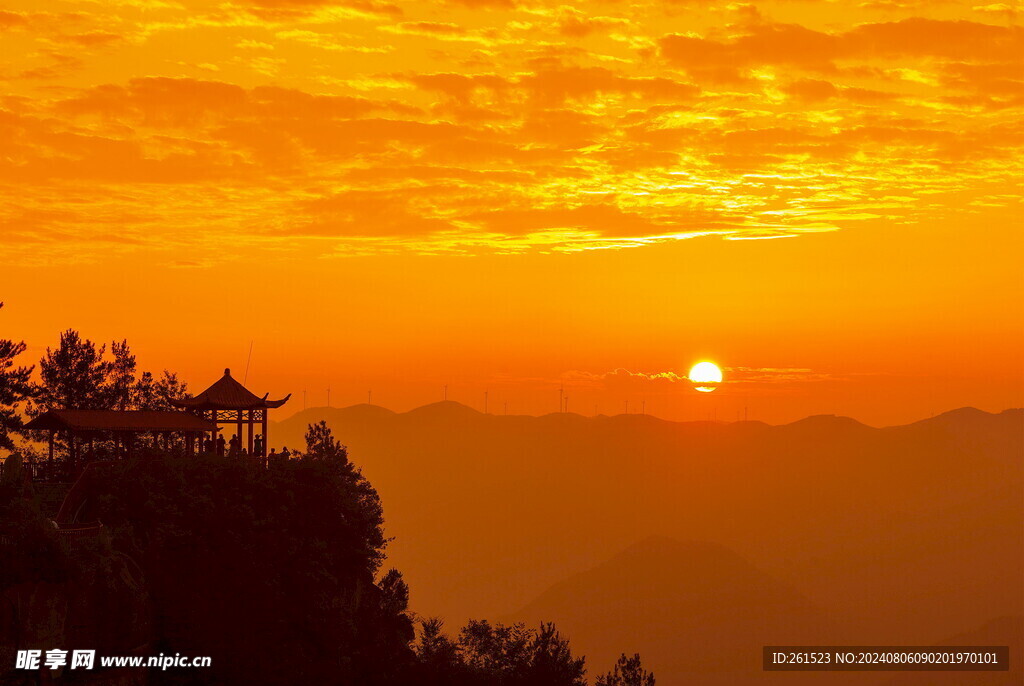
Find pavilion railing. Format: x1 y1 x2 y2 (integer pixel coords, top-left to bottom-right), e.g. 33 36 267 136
54 522 106 554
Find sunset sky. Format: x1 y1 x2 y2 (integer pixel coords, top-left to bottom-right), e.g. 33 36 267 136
2 0 1021 425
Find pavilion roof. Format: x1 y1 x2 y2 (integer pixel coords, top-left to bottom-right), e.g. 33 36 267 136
25 410 217 433
170 368 290 411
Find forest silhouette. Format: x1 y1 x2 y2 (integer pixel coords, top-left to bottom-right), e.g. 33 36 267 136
1 313 1020 685
0 317 656 685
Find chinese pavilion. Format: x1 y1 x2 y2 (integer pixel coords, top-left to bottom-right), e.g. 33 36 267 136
171 368 290 454
24 409 217 463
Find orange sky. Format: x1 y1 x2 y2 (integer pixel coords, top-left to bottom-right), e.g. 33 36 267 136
2 0 1022 426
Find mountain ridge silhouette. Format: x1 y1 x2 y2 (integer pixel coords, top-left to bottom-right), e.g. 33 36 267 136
268 401 1021 686
506 535 842 685
278 403 1021 431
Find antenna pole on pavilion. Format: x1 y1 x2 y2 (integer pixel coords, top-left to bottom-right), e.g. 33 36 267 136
243 341 254 385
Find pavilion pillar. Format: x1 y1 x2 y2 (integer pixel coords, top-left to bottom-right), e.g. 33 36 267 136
236 410 243 455
247 409 254 456
209 410 216 451
261 410 268 457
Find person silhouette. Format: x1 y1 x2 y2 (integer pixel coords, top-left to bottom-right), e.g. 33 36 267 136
1 452 22 485
204 437 214 454
280 446 291 460
229 434 240 456
254 434 264 457
216 435 226 457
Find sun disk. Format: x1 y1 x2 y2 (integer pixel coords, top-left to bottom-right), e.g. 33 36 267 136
689 361 723 393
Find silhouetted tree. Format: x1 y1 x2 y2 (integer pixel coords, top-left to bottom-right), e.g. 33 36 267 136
153 370 188 408
34 329 109 411
106 339 137 410
530 623 588 686
595 654 655 686
34 331 188 416
134 370 157 410
379 568 411 616
135 369 188 411
305 419 348 462
430 619 588 686
412 619 464 684
355 567 417 684
0 303 34 451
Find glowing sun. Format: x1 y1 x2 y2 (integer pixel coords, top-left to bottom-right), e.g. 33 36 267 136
689 361 723 393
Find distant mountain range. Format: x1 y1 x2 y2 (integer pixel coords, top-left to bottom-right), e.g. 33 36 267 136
506 536 1021 686
507 535 838 685
272 404 1022 685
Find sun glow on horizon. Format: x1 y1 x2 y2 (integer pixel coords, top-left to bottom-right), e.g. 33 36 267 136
689 362 723 393
0 0 1020 427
